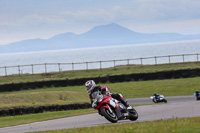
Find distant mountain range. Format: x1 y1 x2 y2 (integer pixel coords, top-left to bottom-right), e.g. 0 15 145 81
1 23 200 53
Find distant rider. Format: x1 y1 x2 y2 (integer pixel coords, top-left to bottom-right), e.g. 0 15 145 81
85 80 131 109
153 93 160 100
194 90 200 100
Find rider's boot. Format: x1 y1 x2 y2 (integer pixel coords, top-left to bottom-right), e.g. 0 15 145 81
111 93 132 110
121 98 132 110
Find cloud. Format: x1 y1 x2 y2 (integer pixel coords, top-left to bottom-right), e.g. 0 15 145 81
130 19 200 34
122 0 200 22
1 0 200 26
60 7 121 23
58 0 200 24
23 14 66 24
0 0 200 45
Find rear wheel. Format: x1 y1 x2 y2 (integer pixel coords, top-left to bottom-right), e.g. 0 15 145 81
101 107 118 123
129 108 138 121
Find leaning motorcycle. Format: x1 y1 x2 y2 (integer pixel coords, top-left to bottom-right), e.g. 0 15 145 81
194 93 200 100
150 95 167 103
91 90 138 123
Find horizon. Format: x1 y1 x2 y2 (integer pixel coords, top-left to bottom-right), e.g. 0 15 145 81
1 39 200 56
0 0 200 45
0 23 199 46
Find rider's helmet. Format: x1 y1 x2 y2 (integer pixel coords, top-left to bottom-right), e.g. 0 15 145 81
196 90 199 93
154 93 157 96
85 80 96 93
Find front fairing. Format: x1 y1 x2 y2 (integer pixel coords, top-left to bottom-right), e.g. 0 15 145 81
95 95 110 109
94 94 118 110
92 90 111 109
94 94 126 120
92 94 103 108
150 96 154 99
158 95 164 100
151 95 165 100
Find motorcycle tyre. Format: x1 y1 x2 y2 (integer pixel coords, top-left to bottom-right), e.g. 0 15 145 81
101 107 118 123
196 97 200 100
152 99 156 103
129 108 138 121
163 99 167 103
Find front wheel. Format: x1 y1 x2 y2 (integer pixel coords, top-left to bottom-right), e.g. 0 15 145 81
152 98 156 103
101 107 118 123
129 108 138 121
197 97 200 100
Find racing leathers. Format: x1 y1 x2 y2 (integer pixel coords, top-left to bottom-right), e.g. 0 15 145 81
89 85 129 108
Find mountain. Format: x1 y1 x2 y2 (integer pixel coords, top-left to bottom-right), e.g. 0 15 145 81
0 23 200 53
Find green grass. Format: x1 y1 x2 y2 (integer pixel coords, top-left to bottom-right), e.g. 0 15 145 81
1 77 199 109
32 117 200 133
0 76 198 128
0 86 88 109
1 62 200 84
0 62 200 130
0 90 88 109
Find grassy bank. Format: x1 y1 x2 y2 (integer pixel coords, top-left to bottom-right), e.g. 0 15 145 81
32 117 200 133
0 62 200 84
0 62 199 129
0 77 199 109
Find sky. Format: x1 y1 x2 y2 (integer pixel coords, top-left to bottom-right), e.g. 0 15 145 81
0 0 200 45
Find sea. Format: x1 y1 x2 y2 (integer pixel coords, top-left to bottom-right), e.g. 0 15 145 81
0 40 200 76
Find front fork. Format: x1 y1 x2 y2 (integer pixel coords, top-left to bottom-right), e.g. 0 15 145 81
107 104 114 113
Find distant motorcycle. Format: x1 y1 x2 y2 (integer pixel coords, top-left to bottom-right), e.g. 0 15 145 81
92 90 138 123
150 95 167 103
194 91 200 101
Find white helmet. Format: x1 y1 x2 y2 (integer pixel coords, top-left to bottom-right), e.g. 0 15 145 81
85 80 96 93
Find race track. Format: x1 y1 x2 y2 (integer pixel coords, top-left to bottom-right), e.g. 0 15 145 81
0 96 200 133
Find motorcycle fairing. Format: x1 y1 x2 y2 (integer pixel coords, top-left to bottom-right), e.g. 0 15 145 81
115 103 127 120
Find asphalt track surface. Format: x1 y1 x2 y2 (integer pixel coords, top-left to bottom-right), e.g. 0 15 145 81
0 96 200 133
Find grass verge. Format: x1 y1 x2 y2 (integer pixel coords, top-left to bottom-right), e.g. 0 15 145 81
0 62 200 84
0 77 199 109
32 117 200 133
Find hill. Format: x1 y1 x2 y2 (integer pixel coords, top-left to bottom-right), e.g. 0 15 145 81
0 23 200 53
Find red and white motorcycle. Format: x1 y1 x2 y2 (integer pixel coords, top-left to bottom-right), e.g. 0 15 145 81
91 90 138 123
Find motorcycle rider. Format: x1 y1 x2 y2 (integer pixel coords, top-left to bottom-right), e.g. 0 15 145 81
194 90 200 100
85 80 131 109
153 93 160 101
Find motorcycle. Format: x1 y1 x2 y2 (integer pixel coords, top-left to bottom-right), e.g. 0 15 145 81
194 92 200 100
150 95 167 103
91 90 138 123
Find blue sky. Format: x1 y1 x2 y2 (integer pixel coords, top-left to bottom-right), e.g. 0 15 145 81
0 0 200 45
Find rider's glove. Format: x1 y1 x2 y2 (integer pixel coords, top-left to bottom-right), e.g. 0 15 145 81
92 99 97 108
92 102 97 108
